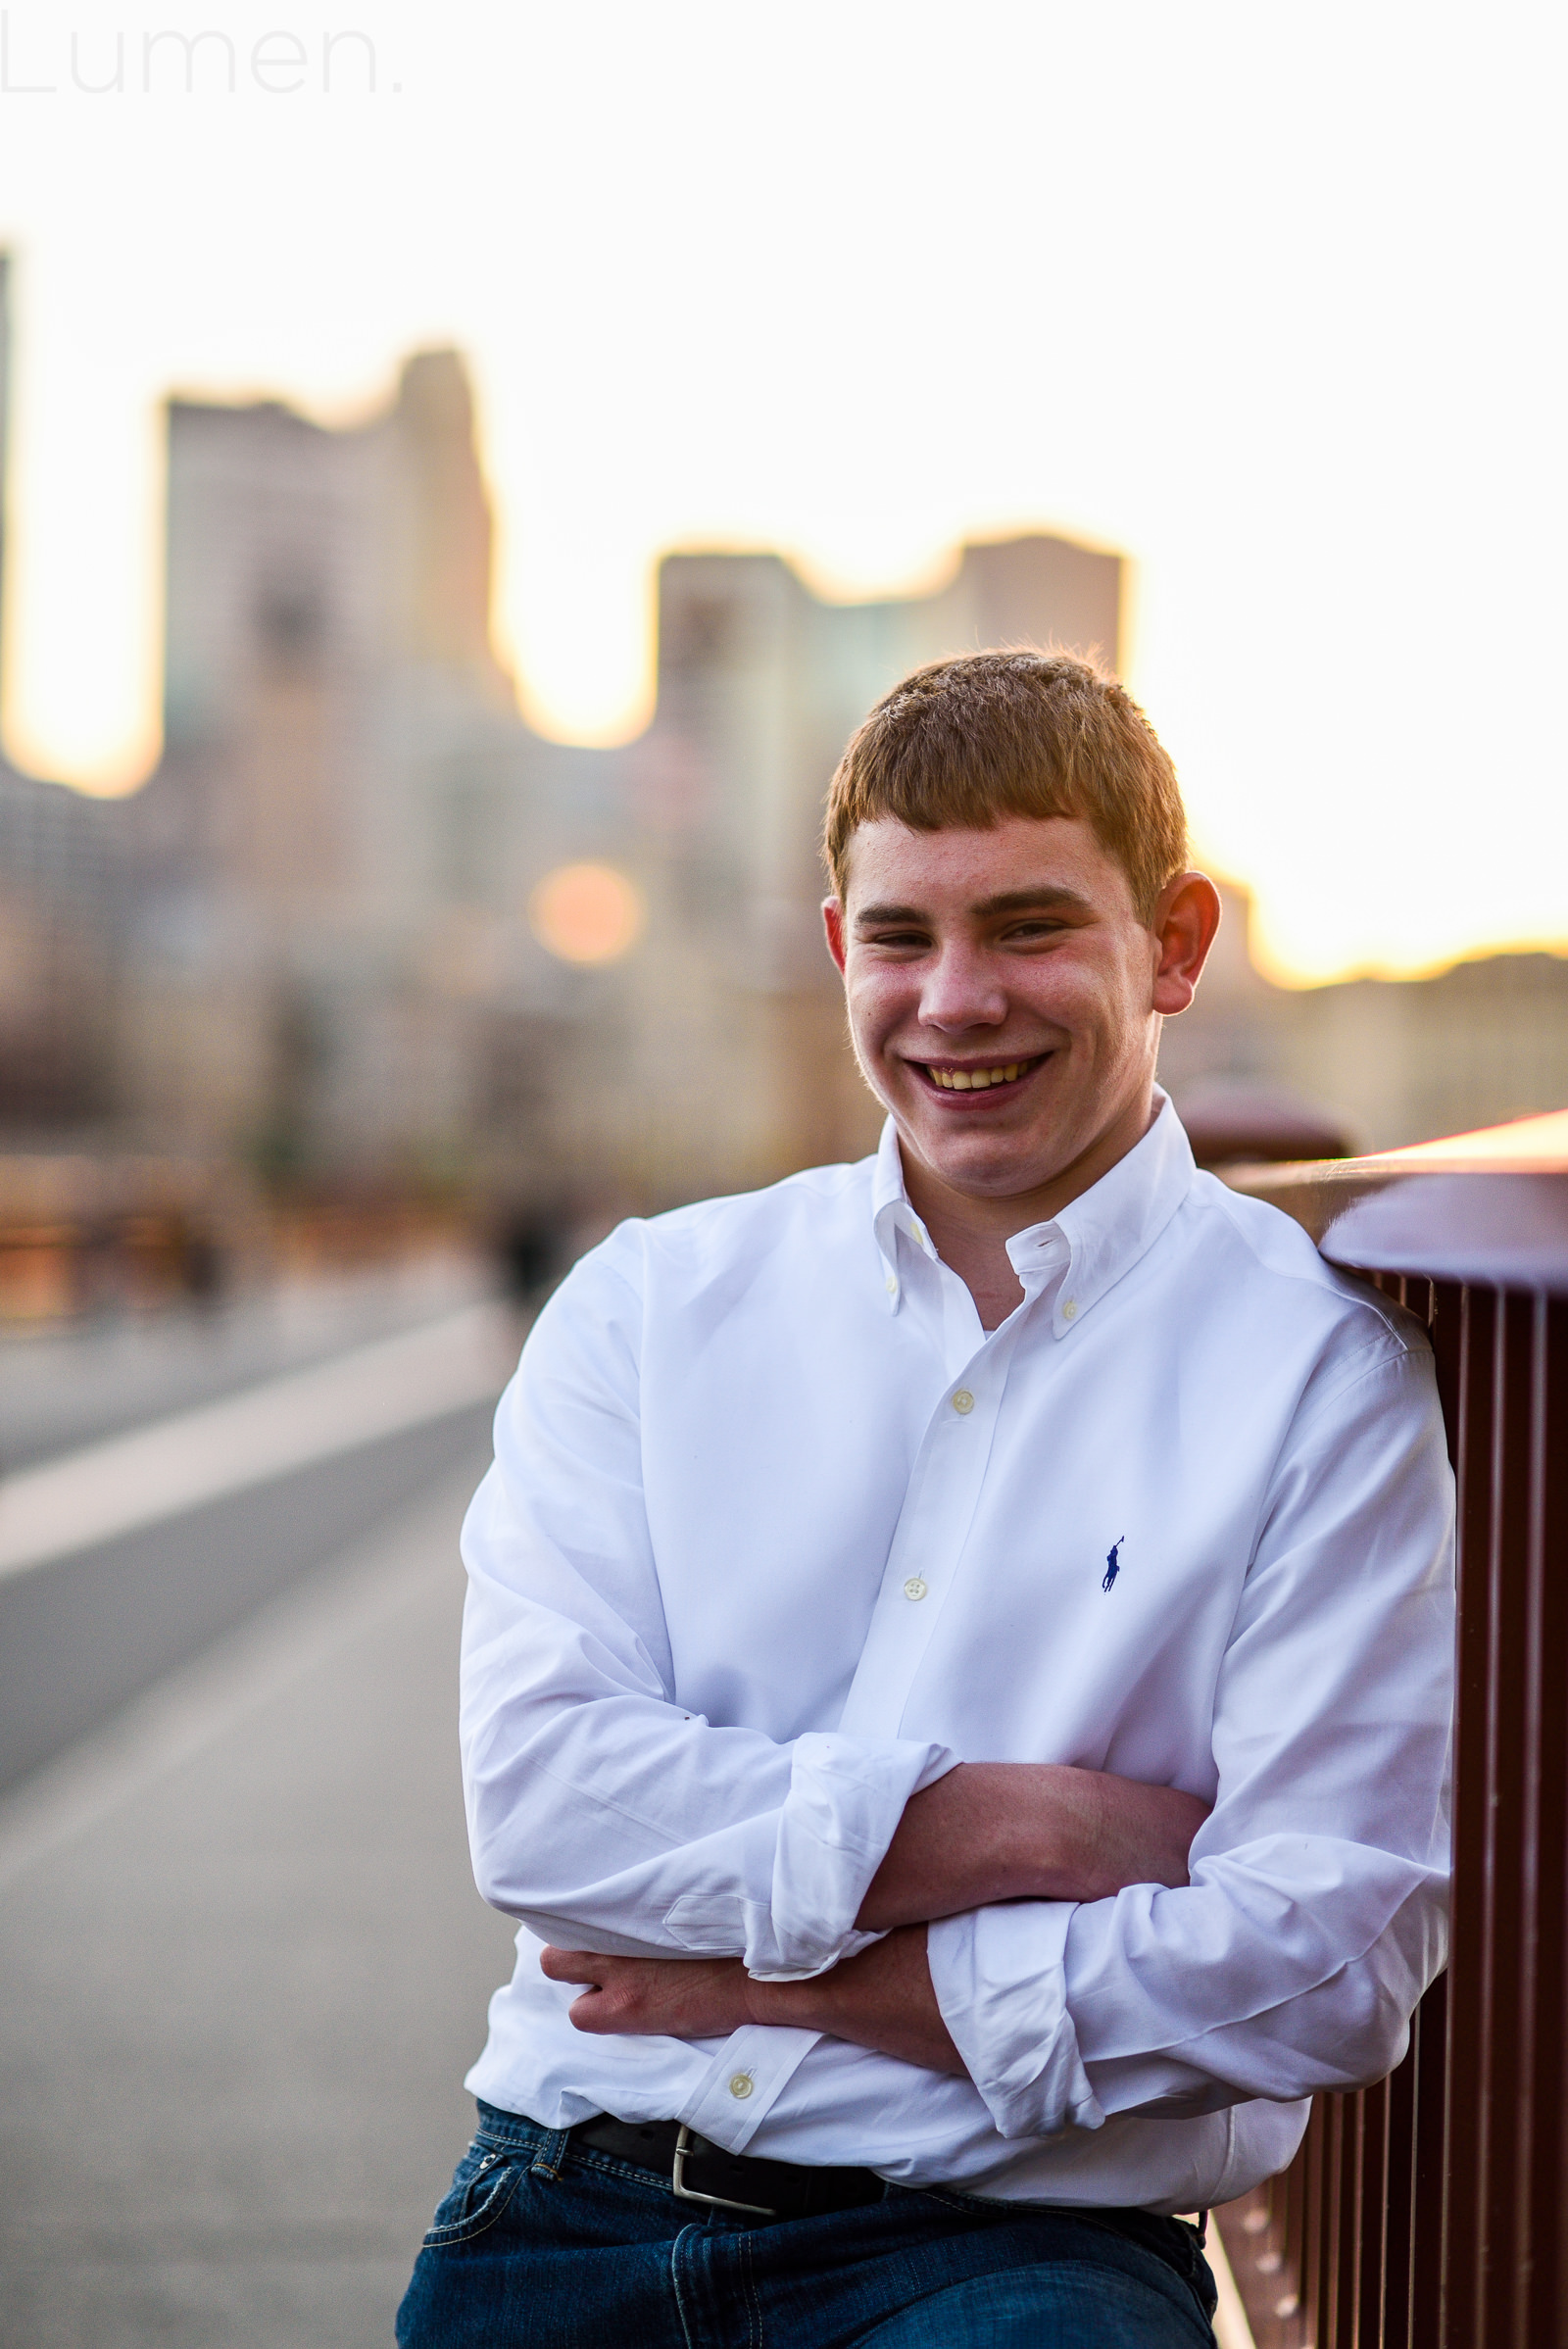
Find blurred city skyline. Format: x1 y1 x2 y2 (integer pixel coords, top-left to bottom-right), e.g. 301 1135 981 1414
3 316 1564 1231
0 0 1561 986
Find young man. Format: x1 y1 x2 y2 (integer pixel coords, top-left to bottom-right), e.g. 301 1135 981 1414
399 654 1453 2348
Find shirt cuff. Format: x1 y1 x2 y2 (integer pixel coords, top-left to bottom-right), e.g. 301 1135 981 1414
927 1901 1104 2140
748 1731 956 1981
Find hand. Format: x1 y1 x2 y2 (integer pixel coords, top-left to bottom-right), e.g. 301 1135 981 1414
858 1762 1210 1931
539 1946 754 2041
539 1926 965 2078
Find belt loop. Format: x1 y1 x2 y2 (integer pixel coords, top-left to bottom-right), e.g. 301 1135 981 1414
529 2126 572 2180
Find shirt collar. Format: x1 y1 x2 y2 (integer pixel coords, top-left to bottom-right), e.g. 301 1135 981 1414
870 1091 1196 1334
871 1119 931 1300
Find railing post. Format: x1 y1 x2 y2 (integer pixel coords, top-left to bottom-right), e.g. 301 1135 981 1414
1411 1972 1448 2348
1515 1294 1567 2346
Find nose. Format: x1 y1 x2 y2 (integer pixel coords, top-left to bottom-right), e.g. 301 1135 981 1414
917 940 1008 1032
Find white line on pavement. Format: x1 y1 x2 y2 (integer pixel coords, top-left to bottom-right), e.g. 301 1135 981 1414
0 1300 517 1582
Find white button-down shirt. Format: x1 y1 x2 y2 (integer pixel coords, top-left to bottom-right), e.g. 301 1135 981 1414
462 1097 1453 2212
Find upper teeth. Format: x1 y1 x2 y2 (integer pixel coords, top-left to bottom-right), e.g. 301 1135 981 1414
932 1063 1025 1090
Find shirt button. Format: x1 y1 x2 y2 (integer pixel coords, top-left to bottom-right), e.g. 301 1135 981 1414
952 1390 974 1414
903 1576 928 1601
885 1274 898 1296
1061 1299 1078 1321
728 2073 755 2100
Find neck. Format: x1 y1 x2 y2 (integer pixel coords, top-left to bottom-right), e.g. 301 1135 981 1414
900 1084 1158 1331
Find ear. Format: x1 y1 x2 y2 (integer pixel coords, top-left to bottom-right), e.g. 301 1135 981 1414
822 896 848 975
1151 872 1222 1016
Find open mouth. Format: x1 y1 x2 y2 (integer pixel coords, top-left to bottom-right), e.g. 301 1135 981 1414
916 1055 1044 1094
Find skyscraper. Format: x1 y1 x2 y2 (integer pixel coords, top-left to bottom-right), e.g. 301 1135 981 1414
0 253 128 1128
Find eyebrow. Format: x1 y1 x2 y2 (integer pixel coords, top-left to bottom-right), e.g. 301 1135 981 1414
853 886 1096 927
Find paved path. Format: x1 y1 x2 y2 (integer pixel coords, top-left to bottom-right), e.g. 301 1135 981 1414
0 1441 517 2349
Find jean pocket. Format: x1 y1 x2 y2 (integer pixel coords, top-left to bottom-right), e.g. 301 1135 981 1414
421 2139 527 2247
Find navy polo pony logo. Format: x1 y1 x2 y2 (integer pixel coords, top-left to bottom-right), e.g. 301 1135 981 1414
1102 1536 1127 1592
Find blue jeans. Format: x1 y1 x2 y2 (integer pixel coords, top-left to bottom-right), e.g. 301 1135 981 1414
397 2104 1217 2347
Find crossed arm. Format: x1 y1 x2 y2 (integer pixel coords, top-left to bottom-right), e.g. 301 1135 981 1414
541 1760 1209 2078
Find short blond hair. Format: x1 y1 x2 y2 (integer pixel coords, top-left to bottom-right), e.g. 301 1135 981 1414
823 650 1188 920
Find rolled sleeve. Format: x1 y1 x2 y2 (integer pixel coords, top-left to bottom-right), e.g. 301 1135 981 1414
752 1731 956 1979
927 1902 1101 2139
658 1730 952 1978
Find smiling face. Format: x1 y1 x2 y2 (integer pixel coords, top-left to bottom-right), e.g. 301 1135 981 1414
824 813 1211 1220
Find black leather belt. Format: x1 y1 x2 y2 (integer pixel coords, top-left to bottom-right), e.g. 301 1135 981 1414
565 2115 1208 2295
569 2115 887 2223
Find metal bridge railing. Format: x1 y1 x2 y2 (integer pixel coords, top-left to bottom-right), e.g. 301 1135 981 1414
1214 1111 1568 2349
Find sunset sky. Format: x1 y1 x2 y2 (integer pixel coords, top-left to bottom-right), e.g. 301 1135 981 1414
0 0 1562 983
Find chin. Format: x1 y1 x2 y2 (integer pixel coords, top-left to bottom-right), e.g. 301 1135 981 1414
917 1129 1055 1189
956 1157 1058 1199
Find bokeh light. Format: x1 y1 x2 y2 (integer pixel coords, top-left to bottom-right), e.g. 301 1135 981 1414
527 863 646 966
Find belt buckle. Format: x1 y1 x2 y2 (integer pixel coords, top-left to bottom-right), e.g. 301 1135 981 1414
670 2124 777 2219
